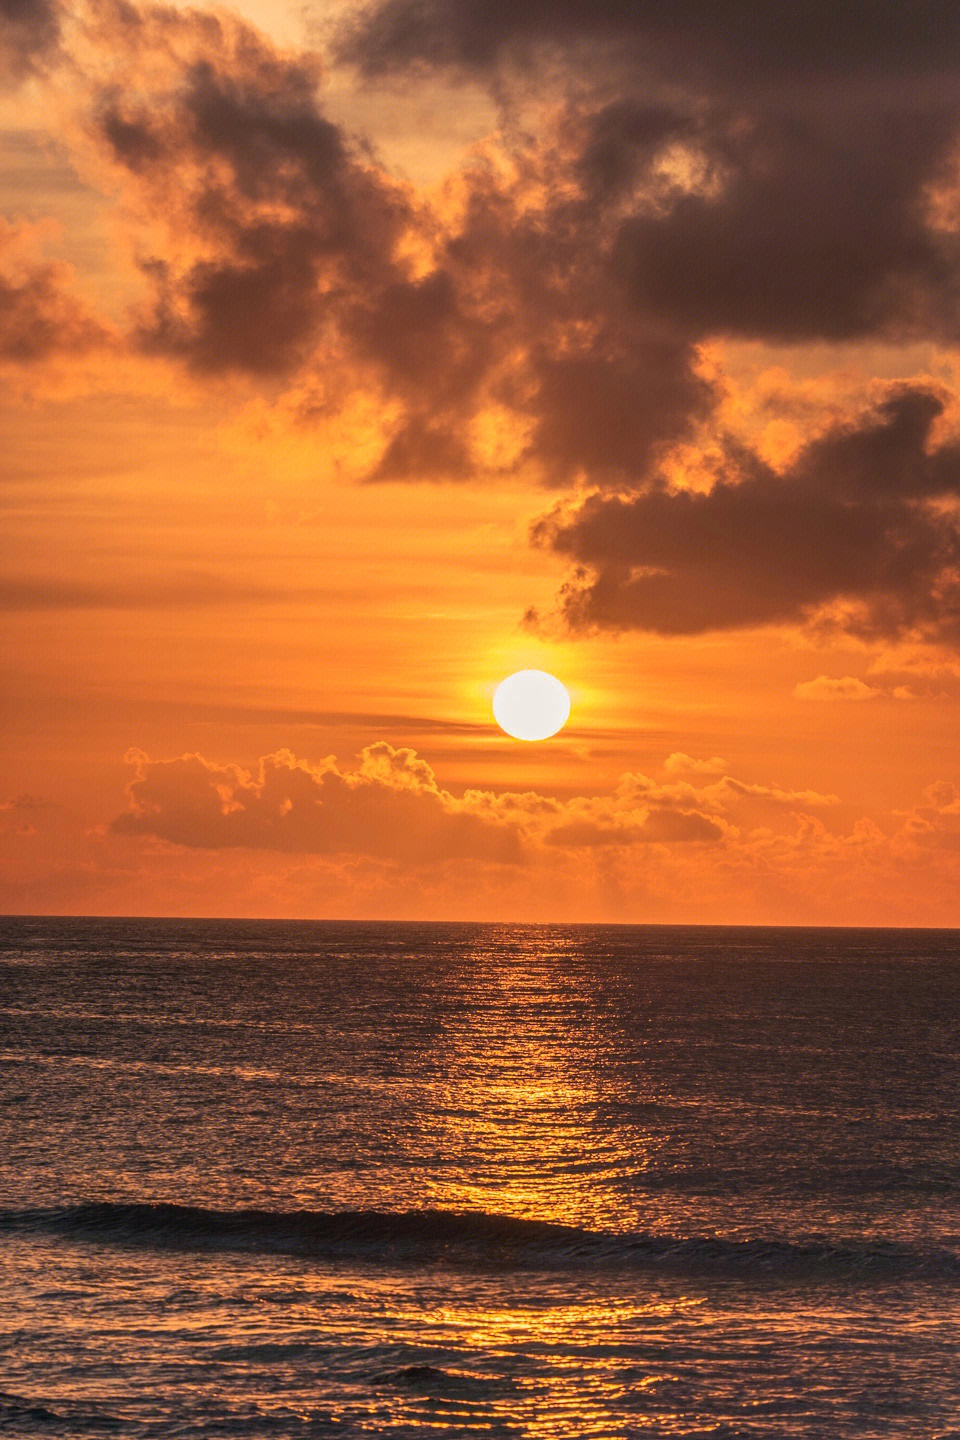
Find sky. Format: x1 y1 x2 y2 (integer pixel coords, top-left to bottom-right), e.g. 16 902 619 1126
3 0 960 923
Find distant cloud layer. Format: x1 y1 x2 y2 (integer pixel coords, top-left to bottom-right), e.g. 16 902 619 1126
112 743 849 863
2 740 930 922
113 744 522 864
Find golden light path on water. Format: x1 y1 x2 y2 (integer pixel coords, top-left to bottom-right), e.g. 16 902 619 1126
421 929 663 1229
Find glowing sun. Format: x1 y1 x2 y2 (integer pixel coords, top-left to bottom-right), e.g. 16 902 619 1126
493 670 571 741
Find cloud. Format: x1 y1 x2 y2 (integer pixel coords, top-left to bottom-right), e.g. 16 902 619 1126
0 791 57 812
0 219 109 362
663 752 727 776
339 6 960 484
860 646 960 698
597 99 959 348
543 804 727 848
112 744 523 865
14 746 960 923
338 0 960 84
794 676 882 702
19 1 711 481
0 570 336 610
341 1 960 351
895 781 960 852
26 0 954 499
530 388 960 642
710 777 840 808
342 0 960 501
110 743 851 864
85 5 713 480
81 2 414 379
0 0 60 80
8 0 960 527
611 771 839 817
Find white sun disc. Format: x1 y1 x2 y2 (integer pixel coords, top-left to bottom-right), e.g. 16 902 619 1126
493 670 571 741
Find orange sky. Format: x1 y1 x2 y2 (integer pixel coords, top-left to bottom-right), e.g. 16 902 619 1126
3 0 960 923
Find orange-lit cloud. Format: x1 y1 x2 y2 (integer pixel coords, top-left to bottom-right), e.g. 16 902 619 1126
28 0 715 479
82 2 413 379
794 676 883 702
663 753 727 777
110 743 849 862
896 781 960 852
112 744 522 864
0 218 109 362
8 0 959 505
2 746 960 925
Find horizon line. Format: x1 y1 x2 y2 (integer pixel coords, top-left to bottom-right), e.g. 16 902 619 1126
4 913 960 933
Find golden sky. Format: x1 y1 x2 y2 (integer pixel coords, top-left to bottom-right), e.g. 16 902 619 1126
4 0 960 922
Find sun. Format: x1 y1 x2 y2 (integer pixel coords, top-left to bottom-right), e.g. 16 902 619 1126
493 670 571 741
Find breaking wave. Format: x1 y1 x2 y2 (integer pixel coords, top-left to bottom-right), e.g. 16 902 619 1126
2 1201 958 1282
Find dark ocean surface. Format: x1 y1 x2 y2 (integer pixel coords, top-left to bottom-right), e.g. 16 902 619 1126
2 916 959 1437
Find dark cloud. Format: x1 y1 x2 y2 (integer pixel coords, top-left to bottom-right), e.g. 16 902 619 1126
51 0 960 497
606 101 960 345
90 6 412 376
349 269 484 403
341 0 960 363
348 268 501 479
572 101 696 207
0 0 60 80
531 388 960 641
368 411 473 481
394 158 715 484
338 0 960 83
74 3 718 478
525 328 713 486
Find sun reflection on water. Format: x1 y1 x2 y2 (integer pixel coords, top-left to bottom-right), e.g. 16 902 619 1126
420 926 663 1231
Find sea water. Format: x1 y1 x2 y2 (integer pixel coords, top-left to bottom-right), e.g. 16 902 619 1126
2 916 959 1437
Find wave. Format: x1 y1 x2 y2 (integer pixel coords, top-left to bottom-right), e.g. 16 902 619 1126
0 1391 122 1433
2 1201 957 1283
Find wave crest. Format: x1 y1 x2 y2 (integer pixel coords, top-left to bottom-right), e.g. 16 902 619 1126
2 1201 957 1282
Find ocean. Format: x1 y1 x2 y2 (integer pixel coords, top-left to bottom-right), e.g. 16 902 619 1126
2 916 959 1437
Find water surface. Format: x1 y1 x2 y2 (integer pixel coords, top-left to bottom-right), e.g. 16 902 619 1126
2 917 959 1436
